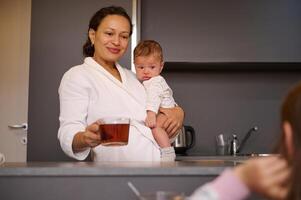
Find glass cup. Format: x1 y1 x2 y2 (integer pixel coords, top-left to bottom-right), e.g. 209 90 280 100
98 117 130 146
216 144 229 155
215 134 229 155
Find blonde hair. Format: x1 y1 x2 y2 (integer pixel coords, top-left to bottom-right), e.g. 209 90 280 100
134 40 163 62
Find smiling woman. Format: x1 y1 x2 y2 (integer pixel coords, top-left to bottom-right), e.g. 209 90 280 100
57 6 184 162
88 14 131 82
84 8 132 78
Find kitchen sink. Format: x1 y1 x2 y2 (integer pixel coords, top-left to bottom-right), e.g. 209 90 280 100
176 154 277 163
177 159 244 166
235 153 275 157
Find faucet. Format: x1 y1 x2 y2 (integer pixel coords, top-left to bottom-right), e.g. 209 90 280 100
230 126 258 155
229 134 239 155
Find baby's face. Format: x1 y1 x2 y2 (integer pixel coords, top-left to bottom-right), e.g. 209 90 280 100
134 54 163 81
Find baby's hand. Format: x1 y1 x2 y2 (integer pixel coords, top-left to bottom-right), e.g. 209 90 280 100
145 111 157 128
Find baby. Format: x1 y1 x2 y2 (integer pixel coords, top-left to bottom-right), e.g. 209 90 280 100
134 40 177 161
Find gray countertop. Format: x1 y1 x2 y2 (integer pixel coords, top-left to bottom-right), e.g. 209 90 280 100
0 156 249 177
0 156 268 200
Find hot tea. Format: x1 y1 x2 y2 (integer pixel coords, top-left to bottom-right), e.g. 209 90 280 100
99 123 129 146
98 117 130 146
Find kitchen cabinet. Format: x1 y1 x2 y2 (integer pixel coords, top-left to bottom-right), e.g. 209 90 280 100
141 0 301 63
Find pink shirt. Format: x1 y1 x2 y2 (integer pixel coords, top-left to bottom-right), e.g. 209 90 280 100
189 169 250 200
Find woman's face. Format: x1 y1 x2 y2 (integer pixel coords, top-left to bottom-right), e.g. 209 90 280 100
89 15 131 65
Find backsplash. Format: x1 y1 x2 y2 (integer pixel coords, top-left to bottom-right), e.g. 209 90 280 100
163 68 301 155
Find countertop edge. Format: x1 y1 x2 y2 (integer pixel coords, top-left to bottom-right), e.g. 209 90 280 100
0 161 228 177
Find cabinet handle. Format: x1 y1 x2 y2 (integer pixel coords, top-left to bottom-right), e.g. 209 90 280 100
8 123 28 131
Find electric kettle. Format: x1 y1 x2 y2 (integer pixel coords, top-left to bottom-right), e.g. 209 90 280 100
173 125 195 155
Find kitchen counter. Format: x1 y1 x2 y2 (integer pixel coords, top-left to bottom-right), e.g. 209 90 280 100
0 155 253 177
0 157 262 200
0 160 235 176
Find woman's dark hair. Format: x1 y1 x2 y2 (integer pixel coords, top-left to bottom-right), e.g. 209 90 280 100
83 6 133 57
277 82 301 200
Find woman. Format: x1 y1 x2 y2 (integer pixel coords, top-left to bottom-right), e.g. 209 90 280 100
58 6 184 161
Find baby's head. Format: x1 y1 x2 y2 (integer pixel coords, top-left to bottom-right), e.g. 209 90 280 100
134 40 164 82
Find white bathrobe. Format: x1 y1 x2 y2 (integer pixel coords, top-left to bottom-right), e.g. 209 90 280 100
58 57 160 161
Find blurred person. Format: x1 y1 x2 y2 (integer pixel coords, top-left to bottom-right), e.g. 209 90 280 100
276 82 301 200
189 81 301 200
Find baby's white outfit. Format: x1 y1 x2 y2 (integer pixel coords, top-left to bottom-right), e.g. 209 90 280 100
143 75 177 161
143 75 176 113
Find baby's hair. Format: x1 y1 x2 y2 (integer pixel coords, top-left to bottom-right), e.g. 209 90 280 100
134 40 163 62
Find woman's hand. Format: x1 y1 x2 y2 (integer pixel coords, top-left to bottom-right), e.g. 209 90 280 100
72 122 102 152
159 106 184 138
234 156 290 200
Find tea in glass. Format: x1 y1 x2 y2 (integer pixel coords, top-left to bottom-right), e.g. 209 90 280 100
98 117 130 146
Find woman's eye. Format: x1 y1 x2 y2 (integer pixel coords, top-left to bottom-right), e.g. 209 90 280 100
105 32 113 36
121 35 129 40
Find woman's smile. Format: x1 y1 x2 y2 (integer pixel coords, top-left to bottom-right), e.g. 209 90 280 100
107 47 121 54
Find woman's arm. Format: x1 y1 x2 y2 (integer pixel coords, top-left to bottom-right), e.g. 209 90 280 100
159 106 184 138
58 68 100 160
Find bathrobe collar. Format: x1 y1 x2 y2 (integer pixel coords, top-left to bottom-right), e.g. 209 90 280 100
84 57 127 86
83 57 145 107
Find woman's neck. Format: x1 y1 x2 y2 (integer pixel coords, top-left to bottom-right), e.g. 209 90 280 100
93 56 122 82
93 56 115 70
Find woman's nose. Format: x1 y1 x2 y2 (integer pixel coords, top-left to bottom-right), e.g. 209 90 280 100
112 36 120 45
